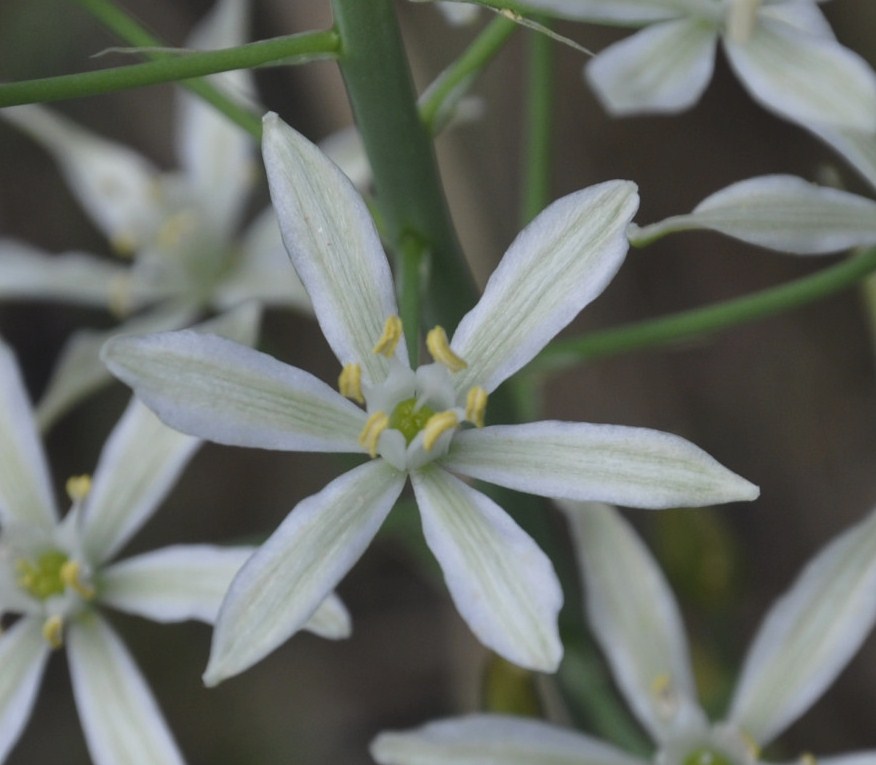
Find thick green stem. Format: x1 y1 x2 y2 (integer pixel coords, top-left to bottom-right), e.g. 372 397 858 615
332 0 478 330
521 20 553 224
530 247 876 374
399 233 427 363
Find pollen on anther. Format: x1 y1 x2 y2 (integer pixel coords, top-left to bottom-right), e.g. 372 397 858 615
42 615 64 650
426 326 467 372
465 387 488 428
66 475 92 503
422 411 459 452
358 411 389 458
373 315 403 357
339 362 364 404
60 560 95 600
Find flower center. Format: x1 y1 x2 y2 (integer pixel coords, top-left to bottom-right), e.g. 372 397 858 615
683 749 734 765
388 398 436 444
16 550 68 600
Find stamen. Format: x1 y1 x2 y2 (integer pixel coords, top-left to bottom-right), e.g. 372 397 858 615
339 363 364 404
108 273 134 318
465 386 488 428
157 211 195 249
650 673 678 720
373 315 403 357
66 475 92 503
60 560 95 600
800 754 817 765
426 326 467 372
422 411 459 451
358 411 389 458
110 231 137 258
739 730 761 760
42 615 64 650
726 0 761 44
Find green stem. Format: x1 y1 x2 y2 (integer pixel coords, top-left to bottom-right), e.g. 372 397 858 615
331 0 478 330
419 16 517 134
521 19 554 224
530 247 876 375
399 233 427 363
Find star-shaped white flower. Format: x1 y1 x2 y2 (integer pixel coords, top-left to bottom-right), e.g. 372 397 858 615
103 113 757 685
372 501 876 765
469 0 876 132
0 0 310 429
0 319 349 763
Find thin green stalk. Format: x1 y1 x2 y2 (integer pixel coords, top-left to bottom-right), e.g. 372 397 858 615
419 15 517 133
521 18 554 224
529 247 876 375
332 0 478 330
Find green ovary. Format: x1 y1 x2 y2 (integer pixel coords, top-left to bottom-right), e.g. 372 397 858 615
16 550 68 600
389 398 435 444
683 749 734 765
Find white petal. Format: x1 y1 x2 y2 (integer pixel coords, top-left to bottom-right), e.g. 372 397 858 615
68 613 184 765
81 401 201 563
1 105 161 248
300 592 352 640
102 330 366 452
442 422 759 508
495 0 706 23
724 15 876 131
585 20 717 115
0 339 56 528
435 2 481 25
204 461 404 685
817 755 876 765
760 1 834 40
35 303 199 432
807 125 876 195
411 466 563 672
176 0 255 234
451 181 638 394
262 113 404 382
371 713 646 765
100 544 254 623
0 239 145 307
213 206 312 310
561 501 697 742
0 618 49 762
630 175 876 254
729 508 876 745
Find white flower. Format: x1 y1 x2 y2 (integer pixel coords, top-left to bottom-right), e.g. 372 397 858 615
0 0 310 429
103 113 757 685
0 319 349 763
371 501 876 765
474 0 876 131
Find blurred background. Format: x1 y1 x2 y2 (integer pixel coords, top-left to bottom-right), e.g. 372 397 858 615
1 0 876 762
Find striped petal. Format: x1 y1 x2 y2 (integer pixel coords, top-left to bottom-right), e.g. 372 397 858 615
411 466 563 672
450 181 638 394
442 422 759 509
203 460 404 685
262 113 404 383
808 125 876 195
729 508 876 745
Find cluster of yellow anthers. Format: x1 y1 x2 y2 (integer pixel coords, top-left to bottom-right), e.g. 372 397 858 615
14 475 95 649
338 316 488 459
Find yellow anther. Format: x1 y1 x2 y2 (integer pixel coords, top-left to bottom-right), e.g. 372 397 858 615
422 411 459 452
42 615 64 650
800 754 817 765
60 560 95 600
465 386 488 428
339 363 364 404
373 315 403 357
651 673 671 700
358 411 389 458
66 475 92 503
426 326 467 372
157 211 195 250
108 273 134 318
739 730 761 760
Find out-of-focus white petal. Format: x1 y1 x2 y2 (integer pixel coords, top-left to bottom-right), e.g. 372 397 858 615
203 461 404 685
102 330 366 452
317 125 372 189
760 1 834 39
0 618 49 762
724 15 876 131
630 175 876 253
176 0 255 234
411 466 563 672
435 1 480 25
68 613 183 765
371 713 648 765
729 508 876 745
451 181 638 394
1 104 161 249
300 592 352 640
585 20 717 115
817 754 876 765
81 401 201 564
214 206 312 311
808 125 876 194
0 339 56 528
442 422 759 508
100 544 253 623
500 0 707 24
35 303 199 432
262 113 405 382
561 501 697 742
